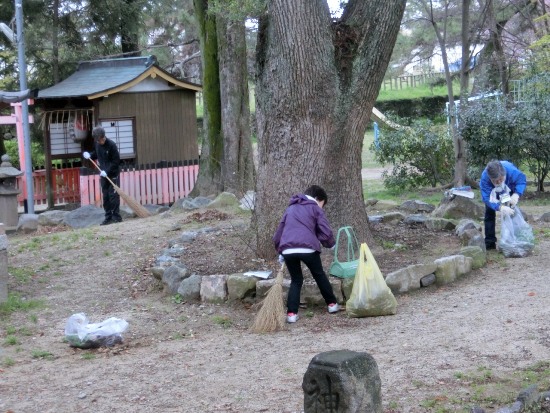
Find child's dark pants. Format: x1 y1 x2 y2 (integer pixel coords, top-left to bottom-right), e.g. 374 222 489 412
283 252 337 314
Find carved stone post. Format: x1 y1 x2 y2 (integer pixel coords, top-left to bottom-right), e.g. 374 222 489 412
303 350 382 413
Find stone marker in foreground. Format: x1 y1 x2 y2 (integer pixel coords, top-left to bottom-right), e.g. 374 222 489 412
303 350 382 413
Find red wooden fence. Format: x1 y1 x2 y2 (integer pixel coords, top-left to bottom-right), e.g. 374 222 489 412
16 167 81 207
80 163 199 207
16 162 199 208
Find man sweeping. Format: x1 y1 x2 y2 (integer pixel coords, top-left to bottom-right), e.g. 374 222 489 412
83 127 122 225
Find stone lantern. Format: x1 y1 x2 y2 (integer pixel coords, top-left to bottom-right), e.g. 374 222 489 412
0 154 23 231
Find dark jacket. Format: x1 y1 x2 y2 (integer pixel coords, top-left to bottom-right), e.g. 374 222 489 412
480 161 526 211
92 138 120 178
273 194 335 253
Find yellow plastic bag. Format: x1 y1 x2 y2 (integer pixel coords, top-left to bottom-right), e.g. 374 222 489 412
346 243 397 317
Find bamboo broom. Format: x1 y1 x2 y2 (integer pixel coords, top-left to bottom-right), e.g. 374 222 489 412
88 158 151 219
250 263 287 333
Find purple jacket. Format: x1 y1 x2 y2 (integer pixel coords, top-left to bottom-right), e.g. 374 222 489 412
273 194 335 253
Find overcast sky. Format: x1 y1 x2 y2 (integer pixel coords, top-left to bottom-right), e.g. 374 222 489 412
327 0 343 17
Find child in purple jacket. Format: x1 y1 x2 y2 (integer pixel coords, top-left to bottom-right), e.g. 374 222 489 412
273 185 340 323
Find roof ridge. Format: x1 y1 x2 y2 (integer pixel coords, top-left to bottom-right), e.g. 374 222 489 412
78 55 157 71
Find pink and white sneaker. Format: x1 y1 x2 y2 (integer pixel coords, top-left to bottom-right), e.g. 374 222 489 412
287 313 299 323
328 303 340 313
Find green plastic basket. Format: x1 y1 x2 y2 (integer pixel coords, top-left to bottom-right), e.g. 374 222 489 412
329 226 360 278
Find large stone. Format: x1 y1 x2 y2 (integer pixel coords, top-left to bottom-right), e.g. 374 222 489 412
399 199 435 213
459 228 482 246
300 278 343 306
162 264 190 294
420 273 436 287
424 217 456 231
179 231 198 243
380 212 405 224
150 266 165 280
63 205 105 228
38 210 69 226
170 198 197 211
208 192 240 209
459 246 486 270
177 274 201 301
434 255 473 285
256 278 291 299
226 273 257 301
368 215 383 223
16 214 39 233
200 274 228 303
455 219 482 237
303 350 382 413
404 214 429 225
161 245 185 258
539 212 550 222
170 196 213 211
385 263 438 294
432 196 484 220
154 254 180 268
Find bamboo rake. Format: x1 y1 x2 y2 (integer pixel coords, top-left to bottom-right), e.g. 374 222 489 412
88 158 151 219
250 263 287 333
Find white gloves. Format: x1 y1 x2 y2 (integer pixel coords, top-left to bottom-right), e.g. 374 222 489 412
278 254 285 264
83 151 90 159
510 193 520 207
500 205 515 216
99 170 107 178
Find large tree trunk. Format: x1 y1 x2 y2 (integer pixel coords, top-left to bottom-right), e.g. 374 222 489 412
217 17 255 195
192 0 223 196
254 0 406 259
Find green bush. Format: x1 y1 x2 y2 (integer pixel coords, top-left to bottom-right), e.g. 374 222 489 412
372 117 454 190
459 97 524 170
375 96 456 120
517 75 550 191
3 139 45 169
460 74 550 191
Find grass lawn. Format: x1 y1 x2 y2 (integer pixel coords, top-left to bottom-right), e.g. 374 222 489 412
376 79 460 101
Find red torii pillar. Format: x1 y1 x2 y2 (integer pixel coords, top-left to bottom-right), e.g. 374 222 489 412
0 100 34 208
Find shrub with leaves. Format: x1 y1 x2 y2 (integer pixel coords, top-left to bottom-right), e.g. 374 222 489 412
459 97 524 171
460 73 550 191
371 117 453 190
517 75 550 191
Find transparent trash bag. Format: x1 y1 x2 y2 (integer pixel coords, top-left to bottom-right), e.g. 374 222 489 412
64 313 129 349
498 207 535 258
346 243 397 317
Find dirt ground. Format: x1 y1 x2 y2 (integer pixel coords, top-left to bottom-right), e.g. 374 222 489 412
1 199 549 413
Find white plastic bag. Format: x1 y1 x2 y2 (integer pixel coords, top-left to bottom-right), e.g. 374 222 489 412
498 207 535 258
64 313 129 348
